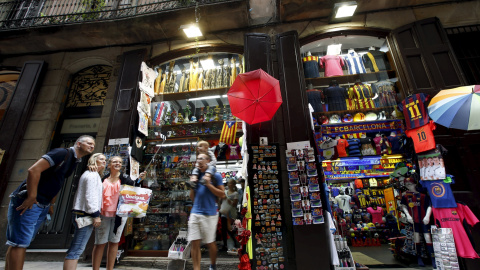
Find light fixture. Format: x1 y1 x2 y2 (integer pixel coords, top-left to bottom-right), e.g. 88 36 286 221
181 1 203 38
200 57 215 70
181 23 203 38
334 1 357 18
188 95 221 101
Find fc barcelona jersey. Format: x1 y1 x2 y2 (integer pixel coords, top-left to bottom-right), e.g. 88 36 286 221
405 121 436 153
399 93 430 130
401 192 430 224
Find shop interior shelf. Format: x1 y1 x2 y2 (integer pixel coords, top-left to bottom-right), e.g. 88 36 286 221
318 119 401 127
305 70 397 88
146 131 243 142
155 87 229 102
312 106 396 115
151 120 235 128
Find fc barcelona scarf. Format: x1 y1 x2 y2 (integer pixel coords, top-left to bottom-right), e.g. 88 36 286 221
219 121 237 144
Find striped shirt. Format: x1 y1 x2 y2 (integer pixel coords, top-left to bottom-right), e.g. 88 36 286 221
344 52 367 74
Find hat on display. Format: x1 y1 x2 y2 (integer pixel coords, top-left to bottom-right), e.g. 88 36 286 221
390 162 408 177
365 112 377 121
320 115 329 124
353 113 366 122
343 114 353 123
329 114 341 124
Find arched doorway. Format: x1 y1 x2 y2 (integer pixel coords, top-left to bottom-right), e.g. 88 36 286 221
29 64 111 249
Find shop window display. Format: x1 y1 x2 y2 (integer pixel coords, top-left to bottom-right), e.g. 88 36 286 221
301 35 401 126
125 53 244 255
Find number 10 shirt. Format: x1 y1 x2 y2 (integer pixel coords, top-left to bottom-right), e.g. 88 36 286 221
406 120 436 153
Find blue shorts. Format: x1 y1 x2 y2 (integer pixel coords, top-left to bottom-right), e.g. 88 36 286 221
65 214 94 260
6 196 50 248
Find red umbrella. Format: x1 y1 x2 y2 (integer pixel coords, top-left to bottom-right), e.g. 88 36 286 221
227 69 283 125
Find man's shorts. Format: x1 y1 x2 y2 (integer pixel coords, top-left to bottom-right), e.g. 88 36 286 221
6 196 50 248
94 216 127 245
188 213 218 244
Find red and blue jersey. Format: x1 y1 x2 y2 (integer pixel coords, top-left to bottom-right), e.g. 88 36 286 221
401 192 430 224
399 93 430 130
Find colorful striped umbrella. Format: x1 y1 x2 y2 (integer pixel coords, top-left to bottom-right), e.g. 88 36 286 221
427 85 480 130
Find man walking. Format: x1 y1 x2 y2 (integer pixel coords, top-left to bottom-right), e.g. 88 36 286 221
189 153 225 270
5 135 95 270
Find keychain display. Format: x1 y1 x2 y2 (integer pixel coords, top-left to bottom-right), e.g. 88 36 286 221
287 147 324 225
249 144 286 270
431 226 460 270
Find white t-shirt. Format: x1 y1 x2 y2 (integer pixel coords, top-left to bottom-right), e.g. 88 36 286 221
334 194 352 213
424 166 435 180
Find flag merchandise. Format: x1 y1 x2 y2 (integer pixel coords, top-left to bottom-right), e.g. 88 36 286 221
219 121 237 144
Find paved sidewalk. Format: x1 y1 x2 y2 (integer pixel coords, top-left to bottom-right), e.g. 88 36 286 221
0 257 240 270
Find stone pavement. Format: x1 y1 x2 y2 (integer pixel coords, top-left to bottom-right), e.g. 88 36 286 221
0 257 240 270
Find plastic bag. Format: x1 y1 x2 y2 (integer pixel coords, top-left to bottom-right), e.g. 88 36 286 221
116 185 152 218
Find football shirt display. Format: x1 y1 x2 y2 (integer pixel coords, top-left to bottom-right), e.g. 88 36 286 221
320 55 345 77
336 138 349 157
334 194 352 212
367 206 385 224
401 192 430 224
399 93 430 130
432 204 480 259
405 121 436 153
420 180 456 208
343 51 367 74
303 55 320 78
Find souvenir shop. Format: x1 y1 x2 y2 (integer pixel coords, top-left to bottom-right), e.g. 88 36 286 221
107 51 246 256
105 30 479 269
301 33 479 270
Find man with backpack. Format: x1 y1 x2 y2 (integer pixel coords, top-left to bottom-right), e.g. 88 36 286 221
5 135 95 270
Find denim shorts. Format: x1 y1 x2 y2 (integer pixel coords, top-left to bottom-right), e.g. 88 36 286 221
6 196 50 248
65 214 94 260
94 216 127 245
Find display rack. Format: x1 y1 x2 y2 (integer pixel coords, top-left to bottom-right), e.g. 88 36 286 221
305 70 396 88
156 87 229 102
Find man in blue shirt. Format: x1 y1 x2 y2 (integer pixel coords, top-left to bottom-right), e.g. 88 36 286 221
189 153 225 270
5 135 95 270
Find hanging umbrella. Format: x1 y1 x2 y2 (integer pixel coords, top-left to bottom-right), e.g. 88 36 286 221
428 85 480 130
227 69 283 125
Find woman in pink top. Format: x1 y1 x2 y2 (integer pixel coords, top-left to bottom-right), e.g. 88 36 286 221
92 156 145 270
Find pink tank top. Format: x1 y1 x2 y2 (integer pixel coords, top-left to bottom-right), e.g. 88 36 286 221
102 180 121 217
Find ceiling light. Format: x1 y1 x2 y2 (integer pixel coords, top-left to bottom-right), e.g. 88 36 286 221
181 23 202 38
334 1 357 18
200 58 215 70
188 95 221 101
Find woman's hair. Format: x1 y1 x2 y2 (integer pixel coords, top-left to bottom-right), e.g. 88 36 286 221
228 179 238 191
87 153 106 175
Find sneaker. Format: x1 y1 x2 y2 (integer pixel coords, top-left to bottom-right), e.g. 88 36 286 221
208 264 216 270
